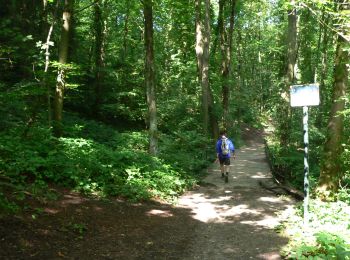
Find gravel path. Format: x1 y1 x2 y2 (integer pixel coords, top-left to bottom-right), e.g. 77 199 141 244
177 140 295 259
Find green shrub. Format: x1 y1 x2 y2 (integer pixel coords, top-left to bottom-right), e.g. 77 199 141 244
281 199 350 259
0 114 209 206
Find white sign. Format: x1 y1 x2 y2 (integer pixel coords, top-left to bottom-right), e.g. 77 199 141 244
290 84 320 107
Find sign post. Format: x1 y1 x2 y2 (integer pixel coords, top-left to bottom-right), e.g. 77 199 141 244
302 105 309 226
290 84 319 227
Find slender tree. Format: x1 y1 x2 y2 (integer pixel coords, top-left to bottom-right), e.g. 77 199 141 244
53 0 74 137
93 0 107 116
143 0 158 155
44 2 59 128
218 0 236 127
195 0 208 135
195 0 217 137
202 0 211 136
278 0 298 146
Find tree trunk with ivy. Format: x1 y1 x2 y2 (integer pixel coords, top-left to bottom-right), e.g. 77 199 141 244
317 10 349 198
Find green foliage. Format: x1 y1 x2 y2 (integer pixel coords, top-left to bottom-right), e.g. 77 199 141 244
160 131 212 176
0 192 19 216
0 4 349 258
68 222 88 237
265 109 323 191
265 134 304 188
292 232 350 259
281 199 350 259
0 111 209 209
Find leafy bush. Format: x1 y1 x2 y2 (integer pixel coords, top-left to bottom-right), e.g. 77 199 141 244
265 136 303 186
0 113 210 210
281 199 350 259
159 130 212 176
0 192 19 216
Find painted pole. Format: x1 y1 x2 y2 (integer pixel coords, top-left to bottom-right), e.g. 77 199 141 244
303 106 309 226
290 84 319 229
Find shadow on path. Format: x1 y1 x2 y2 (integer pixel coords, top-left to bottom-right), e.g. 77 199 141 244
177 141 295 259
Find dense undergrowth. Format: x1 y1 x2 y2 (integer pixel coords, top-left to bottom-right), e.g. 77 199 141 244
280 199 350 259
0 113 212 215
264 118 350 259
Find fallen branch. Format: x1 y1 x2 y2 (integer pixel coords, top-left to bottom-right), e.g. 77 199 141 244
259 180 304 201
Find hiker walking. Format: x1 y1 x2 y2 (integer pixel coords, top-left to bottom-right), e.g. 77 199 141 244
216 130 235 183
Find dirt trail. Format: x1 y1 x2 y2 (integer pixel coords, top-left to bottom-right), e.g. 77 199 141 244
177 140 295 259
0 137 295 260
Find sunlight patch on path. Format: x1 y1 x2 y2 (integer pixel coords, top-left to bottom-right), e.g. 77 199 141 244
146 209 173 218
178 140 296 260
178 192 288 228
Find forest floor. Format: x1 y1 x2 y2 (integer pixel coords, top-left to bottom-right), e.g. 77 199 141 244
0 129 296 259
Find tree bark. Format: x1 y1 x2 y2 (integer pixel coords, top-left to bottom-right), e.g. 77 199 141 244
194 0 212 137
144 0 158 155
44 8 58 128
195 0 213 137
195 0 203 80
53 0 74 137
278 0 297 147
93 0 107 116
218 0 236 127
201 0 210 136
318 18 349 198
236 29 243 121
286 3 297 85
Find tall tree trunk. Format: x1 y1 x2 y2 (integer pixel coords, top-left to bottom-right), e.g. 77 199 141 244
196 0 219 138
235 29 243 121
195 0 203 80
53 0 74 137
218 0 236 127
93 0 106 117
286 4 298 85
201 0 210 136
317 15 349 198
144 0 158 155
195 0 212 137
278 0 297 146
44 1 60 128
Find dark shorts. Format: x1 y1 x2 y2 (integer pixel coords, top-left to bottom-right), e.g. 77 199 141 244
219 157 230 166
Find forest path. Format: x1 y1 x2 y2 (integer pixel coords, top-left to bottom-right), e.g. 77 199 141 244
177 138 295 259
0 133 296 260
